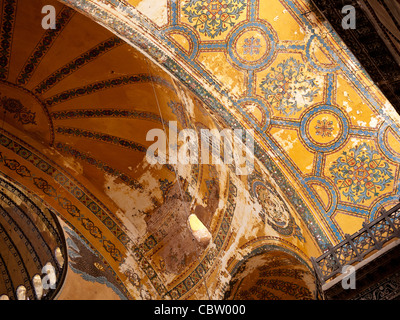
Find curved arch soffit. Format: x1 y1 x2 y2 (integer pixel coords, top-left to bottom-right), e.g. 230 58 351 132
57 0 331 251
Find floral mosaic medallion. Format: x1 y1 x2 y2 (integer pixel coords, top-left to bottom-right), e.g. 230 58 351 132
232 27 271 67
306 111 343 147
260 57 319 116
182 0 247 39
329 143 394 204
248 172 305 241
315 119 334 137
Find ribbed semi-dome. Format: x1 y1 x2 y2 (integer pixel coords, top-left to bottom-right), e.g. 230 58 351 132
0 175 66 300
224 247 315 300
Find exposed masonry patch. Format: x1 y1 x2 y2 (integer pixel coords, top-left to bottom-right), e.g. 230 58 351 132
145 182 208 277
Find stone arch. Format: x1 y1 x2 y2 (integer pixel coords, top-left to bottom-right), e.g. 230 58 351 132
224 245 316 300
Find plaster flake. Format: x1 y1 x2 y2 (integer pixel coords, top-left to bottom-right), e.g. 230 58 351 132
210 221 244 297
273 129 296 152
138 170 162 193
175 162 194 182
204 175 256 298
345 57 359 73
104 174 151 239
61 154 84 175
369 116 381 128
343 100 353 113
118 255 145 297
136 0 168 27
173 83 196 120
245 103 258 113
349 137 363 148
383 100 400 127
304 13 322 34
222 187 256 256
199 56 241 98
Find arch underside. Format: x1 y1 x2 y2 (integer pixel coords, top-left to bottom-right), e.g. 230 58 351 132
0 0 399 300
225 246 316 300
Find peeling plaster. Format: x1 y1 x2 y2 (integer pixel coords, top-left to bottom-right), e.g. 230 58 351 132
104 173 158 241
383 100 400 127
210 173 279 299
61 155 84 175
136 0 168 27
369 116 380 127
272 129 296 152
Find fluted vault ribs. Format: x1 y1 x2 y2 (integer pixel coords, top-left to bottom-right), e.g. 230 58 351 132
225 247 316 300
16 6 76 86
0 175 66 300
0 0 18 81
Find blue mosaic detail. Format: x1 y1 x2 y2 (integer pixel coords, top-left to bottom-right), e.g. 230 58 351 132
300 104 349 153
164 24 199 60
247 69 255 94
336 204 370 217
199 42 226 50
378 122 400 162
227 21 276 70
270 118 300 128
237 95 270 128
306 34 340 73
182 0 247 38
329 142 394 204
304 176 341 238
276 43 305 51
260 57 319 116
350 127 377 138
326 73 335 105
315 152 324 177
